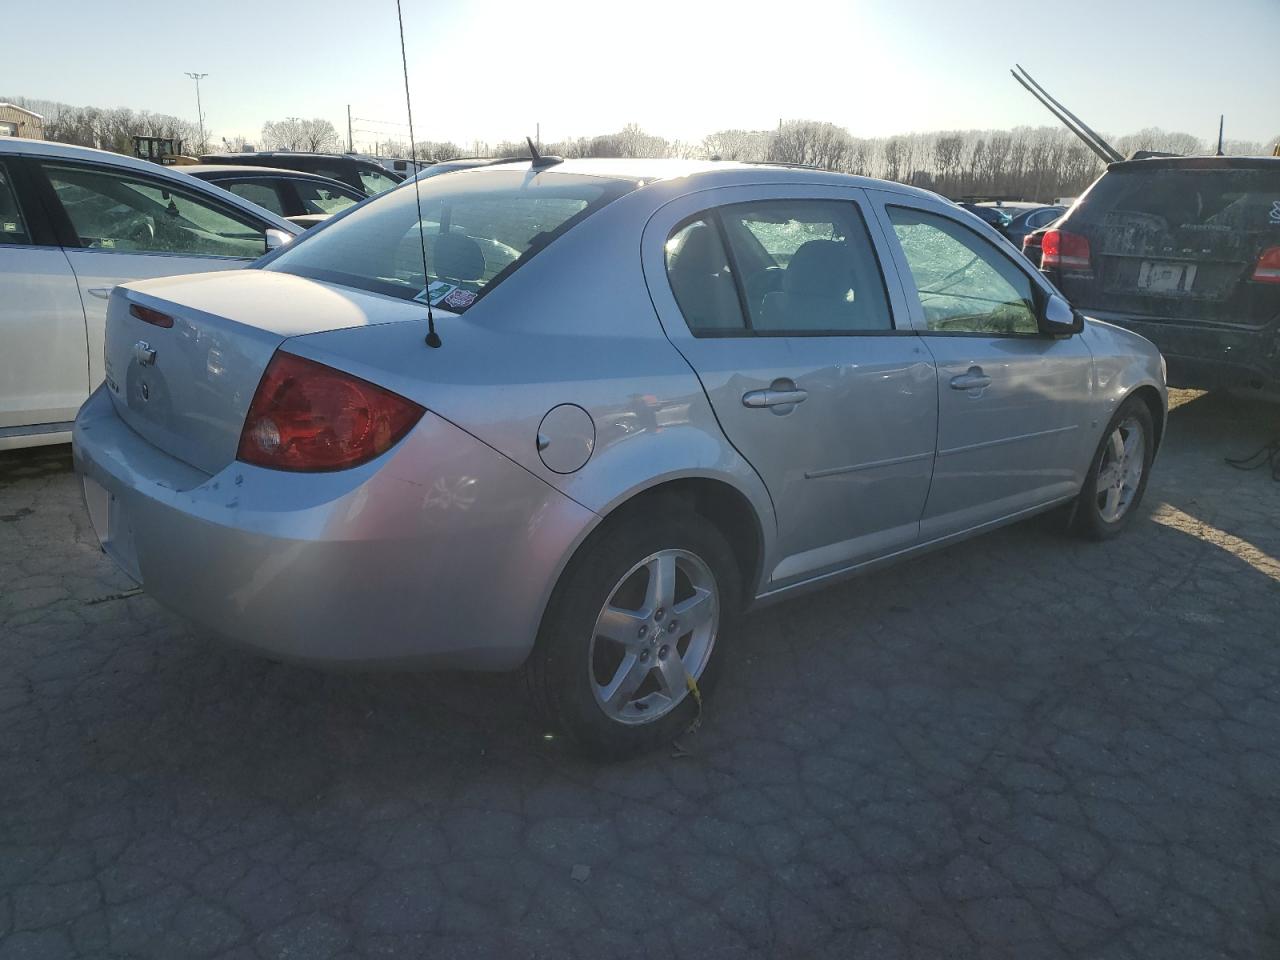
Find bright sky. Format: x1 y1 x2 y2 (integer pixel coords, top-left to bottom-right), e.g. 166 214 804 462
11 0 1279 151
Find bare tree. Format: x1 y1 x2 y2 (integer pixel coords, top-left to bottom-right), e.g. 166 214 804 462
768 120 852 170
261 118 341 152
702 129 771 161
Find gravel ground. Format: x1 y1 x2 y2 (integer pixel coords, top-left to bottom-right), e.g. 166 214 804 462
1 389 1278 960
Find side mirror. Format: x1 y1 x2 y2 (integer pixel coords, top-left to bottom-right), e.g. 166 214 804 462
1040 293 1082 335
264 228 292 252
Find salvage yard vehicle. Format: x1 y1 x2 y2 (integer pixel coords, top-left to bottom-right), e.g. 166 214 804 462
180 164 366 229
0 138 302 450
198 151 402 196
1036 156 1280 394
72 159 1167 757
1000 203 1065 249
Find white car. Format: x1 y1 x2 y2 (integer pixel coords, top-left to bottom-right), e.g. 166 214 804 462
0 138 301 450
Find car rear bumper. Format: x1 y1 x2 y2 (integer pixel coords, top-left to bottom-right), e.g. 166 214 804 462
1080 308 1280 390
72 385 598 670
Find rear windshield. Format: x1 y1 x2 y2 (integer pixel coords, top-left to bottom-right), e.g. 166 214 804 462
1076 167 1280 242
265 169 636 311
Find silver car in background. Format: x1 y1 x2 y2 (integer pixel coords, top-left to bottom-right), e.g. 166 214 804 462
72 159 1166 757
0 138 301 450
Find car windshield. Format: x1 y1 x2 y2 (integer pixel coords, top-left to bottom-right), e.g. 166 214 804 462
265 169 637 311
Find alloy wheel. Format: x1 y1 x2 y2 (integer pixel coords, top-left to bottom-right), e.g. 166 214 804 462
588 549 719 725
1095 415 1145 523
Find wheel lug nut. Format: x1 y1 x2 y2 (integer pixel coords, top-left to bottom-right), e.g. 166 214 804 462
658 645 669 660
640 649 649 661
638 625 647 638
667 620 678 632
655 608 664 622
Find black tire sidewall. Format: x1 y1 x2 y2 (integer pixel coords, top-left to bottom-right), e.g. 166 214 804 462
531 508 741 759
1077 397 1155 540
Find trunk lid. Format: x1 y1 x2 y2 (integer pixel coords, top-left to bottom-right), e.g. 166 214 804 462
104 270 421 474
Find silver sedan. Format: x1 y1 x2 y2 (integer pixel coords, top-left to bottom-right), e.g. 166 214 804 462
72 159 1166 758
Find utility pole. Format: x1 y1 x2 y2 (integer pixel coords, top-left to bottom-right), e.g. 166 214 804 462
536 122 540 151
185 72 208 152
347 105 354 153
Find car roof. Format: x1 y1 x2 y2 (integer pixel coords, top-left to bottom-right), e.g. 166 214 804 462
203 151 383 166
0 137 303 235
180 163 350 181
1106 155 1280 173
431 157 948 203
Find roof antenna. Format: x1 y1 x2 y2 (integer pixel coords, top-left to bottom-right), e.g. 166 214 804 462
1216 115 1225 157
396 0 441 348
526 135 564 170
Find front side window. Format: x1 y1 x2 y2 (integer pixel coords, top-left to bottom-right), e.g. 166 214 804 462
292 179 361 215
266 169 636 311
888 206 1038 335
222 180 286 216
0 162 30 244
45 163 268 258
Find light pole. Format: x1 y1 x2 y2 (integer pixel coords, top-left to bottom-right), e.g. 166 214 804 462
185 72 208 153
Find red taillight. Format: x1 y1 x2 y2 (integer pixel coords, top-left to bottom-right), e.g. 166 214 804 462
1041 229 1091 271
1252 246 1280 284
237 352 424 472
130 303 174 328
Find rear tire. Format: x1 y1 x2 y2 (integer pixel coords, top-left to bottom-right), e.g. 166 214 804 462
1074 396 1154 541
526 506 740 760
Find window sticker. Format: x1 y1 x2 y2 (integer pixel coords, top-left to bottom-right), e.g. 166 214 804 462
2 222 17 233
414 280 456 304
442 288 476 310
1269 200 1280 225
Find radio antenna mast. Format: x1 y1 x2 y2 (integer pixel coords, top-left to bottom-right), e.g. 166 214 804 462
396 0 441 348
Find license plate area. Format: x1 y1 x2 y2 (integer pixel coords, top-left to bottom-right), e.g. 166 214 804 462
82 476 141 584
1138 260 1198 294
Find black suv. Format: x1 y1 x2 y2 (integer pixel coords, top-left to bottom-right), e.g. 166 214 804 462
198 152 402 197
1039 156 1280 392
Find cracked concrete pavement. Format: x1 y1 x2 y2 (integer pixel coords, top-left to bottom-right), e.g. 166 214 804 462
1 389 1278 959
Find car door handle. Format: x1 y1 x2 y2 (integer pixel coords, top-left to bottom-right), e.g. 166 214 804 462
742 388 809 408
87 286 115 300
950 367 992 391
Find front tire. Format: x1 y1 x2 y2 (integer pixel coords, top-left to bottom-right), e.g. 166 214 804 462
526 507 740 760
1074 397 1155 540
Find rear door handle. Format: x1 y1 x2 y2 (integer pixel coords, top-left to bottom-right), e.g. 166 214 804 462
742 387 808 408
87 286 115 300
950 366 992 391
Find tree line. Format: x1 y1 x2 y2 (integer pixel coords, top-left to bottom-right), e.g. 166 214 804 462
7 95 1276 202
393 121 1279 201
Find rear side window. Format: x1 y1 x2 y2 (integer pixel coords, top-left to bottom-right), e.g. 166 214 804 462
222 180 286 216
888 206 1038 335
266 169 636 310
0 162 30 244
293 179 361 215
665 199 893 336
